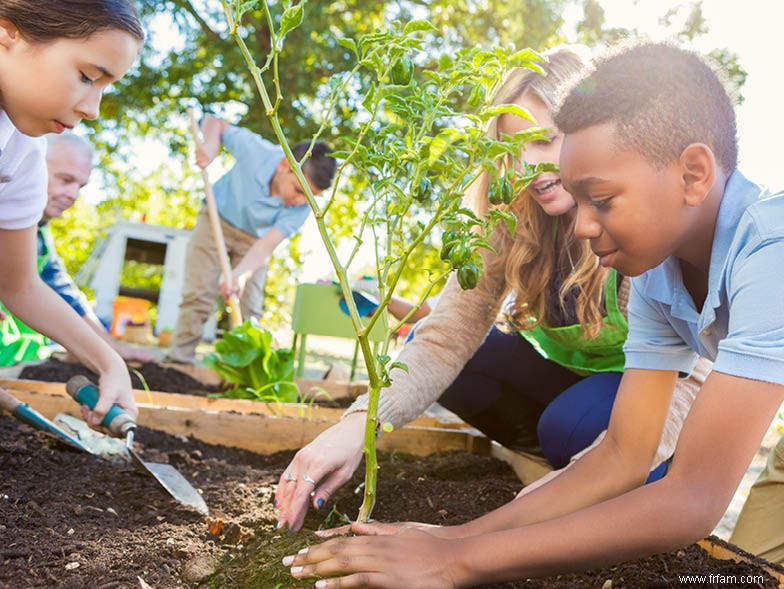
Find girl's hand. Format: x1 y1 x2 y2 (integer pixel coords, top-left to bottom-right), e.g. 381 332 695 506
81 361 137 428
275 412 367 532
284 528 460 588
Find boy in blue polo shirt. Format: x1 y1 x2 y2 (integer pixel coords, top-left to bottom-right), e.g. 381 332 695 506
170 116 336 363
281 41 784 588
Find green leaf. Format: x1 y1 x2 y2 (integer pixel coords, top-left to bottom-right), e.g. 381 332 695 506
534 162 560 174
403 20 436 35
337 37 358 58
509 48 545 65
279 4 304 38
237 0 260 19
428 130 462 166
361 84 377 111
480 103 535 123
389 361 408 373
488 209 517 235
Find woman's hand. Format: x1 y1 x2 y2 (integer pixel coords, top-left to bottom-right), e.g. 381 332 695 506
275 412 367 531
284 527 461 588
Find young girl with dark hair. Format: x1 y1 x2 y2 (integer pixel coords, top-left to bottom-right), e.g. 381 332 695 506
0 0 143 424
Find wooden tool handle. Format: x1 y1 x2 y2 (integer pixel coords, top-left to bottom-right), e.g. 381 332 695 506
186 109 243 329
0 387 21 413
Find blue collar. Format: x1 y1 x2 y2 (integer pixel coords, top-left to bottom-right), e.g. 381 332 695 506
640 170 764 317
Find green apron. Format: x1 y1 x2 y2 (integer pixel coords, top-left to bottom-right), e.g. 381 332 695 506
0 228 52 366
519 269 627 376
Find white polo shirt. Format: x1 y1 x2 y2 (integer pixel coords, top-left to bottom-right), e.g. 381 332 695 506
0 111 47 230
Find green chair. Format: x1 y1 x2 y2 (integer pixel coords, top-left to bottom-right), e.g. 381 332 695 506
291 283 386 380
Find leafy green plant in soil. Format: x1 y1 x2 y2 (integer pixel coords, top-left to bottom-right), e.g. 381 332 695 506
204 319 298 403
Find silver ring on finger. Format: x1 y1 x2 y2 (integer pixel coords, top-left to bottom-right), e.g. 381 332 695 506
283 472 297 482
302 474 317 486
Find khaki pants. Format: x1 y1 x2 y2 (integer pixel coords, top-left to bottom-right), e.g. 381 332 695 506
730 433 784 564
170 208 268 363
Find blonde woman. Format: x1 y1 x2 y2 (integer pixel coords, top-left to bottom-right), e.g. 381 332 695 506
275 45 708 532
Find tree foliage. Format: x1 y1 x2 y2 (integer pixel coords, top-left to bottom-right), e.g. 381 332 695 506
56 0 745 330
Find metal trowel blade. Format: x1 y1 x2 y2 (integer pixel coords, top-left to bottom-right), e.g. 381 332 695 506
129 450 209 516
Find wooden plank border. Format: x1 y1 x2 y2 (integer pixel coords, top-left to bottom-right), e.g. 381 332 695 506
0 378 472 430
0 380 490 458
698 537 784 584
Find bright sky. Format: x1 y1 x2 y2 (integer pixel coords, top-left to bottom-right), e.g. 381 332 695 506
583 0 784 191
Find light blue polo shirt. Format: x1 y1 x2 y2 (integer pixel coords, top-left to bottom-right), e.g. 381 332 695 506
212 125 311 238
624 170 784 386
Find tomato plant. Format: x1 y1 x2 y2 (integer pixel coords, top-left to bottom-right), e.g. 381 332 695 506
220 0 547 524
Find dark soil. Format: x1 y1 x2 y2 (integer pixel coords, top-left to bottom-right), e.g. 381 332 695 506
19 358 220 396
0 415 779 588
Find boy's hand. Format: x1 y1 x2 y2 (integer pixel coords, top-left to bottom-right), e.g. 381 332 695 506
218 276 239 302
315 520 450 539
218 269 247 302
195 140 219 168
284 529 460 588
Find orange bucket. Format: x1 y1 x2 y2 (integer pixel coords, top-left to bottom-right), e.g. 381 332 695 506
110 297 151 337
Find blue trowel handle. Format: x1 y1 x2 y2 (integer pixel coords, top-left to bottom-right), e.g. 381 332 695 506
65 375 136 438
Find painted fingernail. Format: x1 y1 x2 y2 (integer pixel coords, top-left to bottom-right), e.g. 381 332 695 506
282 555 294 566
275 520 284 530
316 498 325 509
316 581 327 588
290 566 303 574
298 547 308 554
273 499 278 508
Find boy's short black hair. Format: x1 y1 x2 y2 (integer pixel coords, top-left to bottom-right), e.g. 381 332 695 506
293 141 337 191
554 40 738 173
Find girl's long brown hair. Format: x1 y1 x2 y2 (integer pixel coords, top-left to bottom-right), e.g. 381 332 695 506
469 45 609 337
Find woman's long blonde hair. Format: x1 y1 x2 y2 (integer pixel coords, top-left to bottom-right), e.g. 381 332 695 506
469 45 609 336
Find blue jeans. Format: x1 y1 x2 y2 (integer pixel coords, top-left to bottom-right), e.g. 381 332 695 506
436 326 667 483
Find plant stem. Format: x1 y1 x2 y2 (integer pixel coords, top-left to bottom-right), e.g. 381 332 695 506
222 7 386 521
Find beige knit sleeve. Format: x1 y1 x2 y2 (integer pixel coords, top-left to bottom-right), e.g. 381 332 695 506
345 238 509 429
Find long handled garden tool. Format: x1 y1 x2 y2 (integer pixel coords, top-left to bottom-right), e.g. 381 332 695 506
0 386 94 453
65 375 209 516
187 108 243 329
